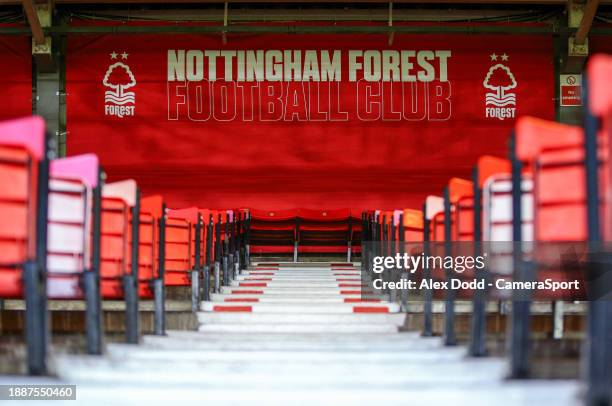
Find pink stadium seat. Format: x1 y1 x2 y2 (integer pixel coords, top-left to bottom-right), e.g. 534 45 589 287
46 154 99 299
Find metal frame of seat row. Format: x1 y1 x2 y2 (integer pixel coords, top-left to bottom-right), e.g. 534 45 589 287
199 209 213 302
502 54 612 405
0 116 51 375
137 195 166 336
373 210 395 299
510 117 586 379
482 161 535 377
361 210 380 281
582 54 612 406
100 179 143 343
164 208 247 312
420 196 444 337
469 155 511 357
437 178 473 346
400 209 424 316
165 207 202 313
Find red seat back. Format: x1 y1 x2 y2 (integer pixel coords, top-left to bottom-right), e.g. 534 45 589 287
0 116 46 299
165 207 198 286
137 195 163 298
100 180 138 299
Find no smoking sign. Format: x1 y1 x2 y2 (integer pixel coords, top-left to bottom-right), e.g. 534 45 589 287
560 74 582 107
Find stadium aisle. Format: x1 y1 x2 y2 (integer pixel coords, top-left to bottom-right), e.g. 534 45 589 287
0 263 581 405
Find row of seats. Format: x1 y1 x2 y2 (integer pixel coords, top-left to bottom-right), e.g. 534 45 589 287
0 123 251 375
249 208 361 261
361 54 612 406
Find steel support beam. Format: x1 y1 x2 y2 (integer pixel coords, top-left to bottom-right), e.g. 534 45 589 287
566 0 599 71
575 0 599 45
3 23 612 35
1 0 610 4
21 0 44 44
23 0 55 72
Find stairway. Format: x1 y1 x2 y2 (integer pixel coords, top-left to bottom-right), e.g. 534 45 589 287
0 262 581 405
200 262 403 334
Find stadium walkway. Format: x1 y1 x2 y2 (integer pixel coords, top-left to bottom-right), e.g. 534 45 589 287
1 262 580 405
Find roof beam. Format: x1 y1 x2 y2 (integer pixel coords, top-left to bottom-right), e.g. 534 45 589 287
574 0 600 45
1 0 609 5
21 0 45 44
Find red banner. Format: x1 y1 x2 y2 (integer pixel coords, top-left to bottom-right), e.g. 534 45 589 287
66 31 554 210
0 35 32 121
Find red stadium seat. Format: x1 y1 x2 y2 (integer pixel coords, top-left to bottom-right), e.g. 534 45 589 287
584 54 612 406
402 209 423 243
516 117 592 242
449 178 474 242
298 208 354 259
0 117 46 298
165 207 199 286
137 195 164 299
101 180 138 298
0 116 49 375
249 208 298 255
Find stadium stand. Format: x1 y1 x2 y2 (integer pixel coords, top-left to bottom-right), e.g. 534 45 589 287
0 33 610 404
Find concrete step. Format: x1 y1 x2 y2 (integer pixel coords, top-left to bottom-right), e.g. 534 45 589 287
243 270 361 275
237 275 363 281
201 301 400 313
71 344 478 371
246 269 360 272
222 287 373 295
0 383 582 406
138 331 446 351
54 356 511 387
253 263 355 268
198 324 399 333
198 312 406 325
230 280 368 288
210 293 387 304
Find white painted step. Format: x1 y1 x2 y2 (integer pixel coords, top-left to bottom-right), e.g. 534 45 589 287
230 281 367 288
198 312 406 325
201 301 399 313
248 271 360 275
222 287 372 295
246 269 360 272
139 331 446 351
54 356 511 386
237 275 363 281
210 293 388 304
254 263 355 268
0 384 581 406
251 268 359 272
198 324 399 333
